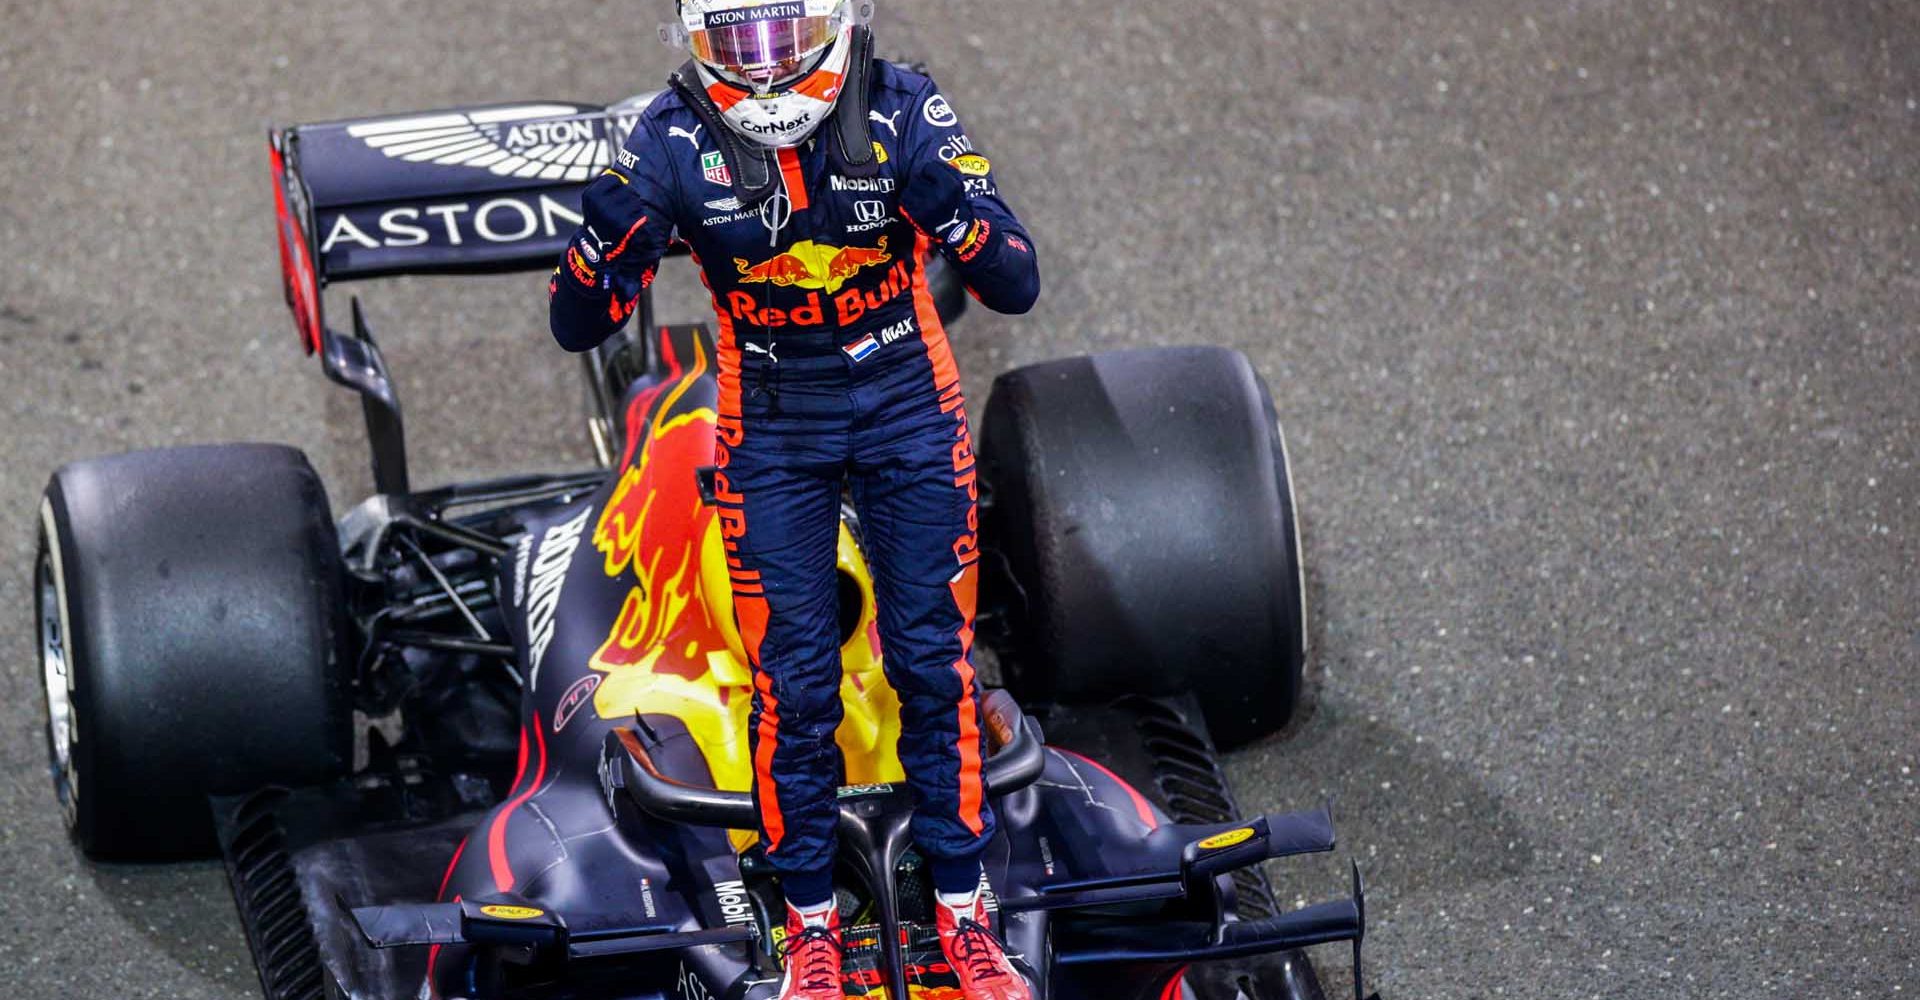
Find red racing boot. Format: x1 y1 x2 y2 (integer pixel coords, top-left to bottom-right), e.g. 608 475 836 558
935 893 1033 1000
776 902 844 1000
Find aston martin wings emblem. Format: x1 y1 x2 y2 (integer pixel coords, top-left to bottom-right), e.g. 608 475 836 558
346 104 611 183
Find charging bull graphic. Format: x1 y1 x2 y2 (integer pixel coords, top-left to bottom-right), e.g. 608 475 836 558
735 238 893 295
579 331 906 815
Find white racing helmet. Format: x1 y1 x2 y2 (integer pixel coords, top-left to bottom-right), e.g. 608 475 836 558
664 0 875 148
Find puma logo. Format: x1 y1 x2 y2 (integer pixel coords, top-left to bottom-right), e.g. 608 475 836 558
868 110 903 137
668 124 703 151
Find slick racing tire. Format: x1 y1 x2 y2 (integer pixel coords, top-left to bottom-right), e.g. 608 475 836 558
36 444 351 859
978 347 1307 749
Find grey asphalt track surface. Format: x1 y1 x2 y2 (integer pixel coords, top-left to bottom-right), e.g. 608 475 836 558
2 1 1915 996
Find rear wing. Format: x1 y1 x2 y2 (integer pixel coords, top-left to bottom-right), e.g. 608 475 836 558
271 96 658 308
268 96 658 493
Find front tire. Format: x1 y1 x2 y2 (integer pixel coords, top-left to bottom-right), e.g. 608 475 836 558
38 444 351 858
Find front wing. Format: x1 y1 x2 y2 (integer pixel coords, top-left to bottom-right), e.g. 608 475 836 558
215 698 1368 1000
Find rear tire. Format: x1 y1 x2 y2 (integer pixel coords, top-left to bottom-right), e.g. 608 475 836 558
978 347 1307 748
37 444 351 858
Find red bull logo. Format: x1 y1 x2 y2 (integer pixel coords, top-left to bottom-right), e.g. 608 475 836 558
734 237 893 295
726 258 916 329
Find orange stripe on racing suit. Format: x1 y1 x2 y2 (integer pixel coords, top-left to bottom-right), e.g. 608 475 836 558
910 233 962 393
777 146 810 212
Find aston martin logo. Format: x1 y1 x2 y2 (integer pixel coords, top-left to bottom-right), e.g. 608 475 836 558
346 104 611 183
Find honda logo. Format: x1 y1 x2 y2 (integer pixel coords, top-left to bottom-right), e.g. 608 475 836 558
854 200 886 224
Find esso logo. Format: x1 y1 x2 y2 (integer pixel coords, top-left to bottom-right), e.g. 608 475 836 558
923 94 957 128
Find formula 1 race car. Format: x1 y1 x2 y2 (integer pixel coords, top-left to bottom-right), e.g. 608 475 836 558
32 89 1373 1000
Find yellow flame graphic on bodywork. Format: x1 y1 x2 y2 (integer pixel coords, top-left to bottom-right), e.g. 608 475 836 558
584 344 904 850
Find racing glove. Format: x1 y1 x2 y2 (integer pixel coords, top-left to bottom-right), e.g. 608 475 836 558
897 86 1039 315
550 122 676 353
564 182 652 293
548 177 659 350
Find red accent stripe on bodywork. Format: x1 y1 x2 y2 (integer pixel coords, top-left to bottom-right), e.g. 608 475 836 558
657 325 684 378
1059 748 1160 829
489 712 549 893
1159 965 1191 1000
269 140 323 356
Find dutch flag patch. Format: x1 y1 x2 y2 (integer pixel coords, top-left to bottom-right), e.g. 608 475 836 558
843 334 881 363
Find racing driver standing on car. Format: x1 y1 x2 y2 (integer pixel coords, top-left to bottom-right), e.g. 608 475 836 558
547 3 1039 1000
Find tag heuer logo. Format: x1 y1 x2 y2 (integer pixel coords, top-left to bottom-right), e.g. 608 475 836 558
702 151 732 186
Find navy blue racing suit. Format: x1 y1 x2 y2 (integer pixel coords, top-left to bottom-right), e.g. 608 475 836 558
548 60 1039 906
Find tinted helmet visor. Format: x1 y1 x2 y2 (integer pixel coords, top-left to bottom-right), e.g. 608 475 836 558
690 5 837 85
